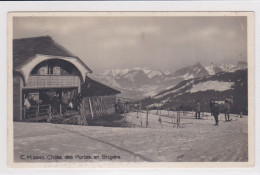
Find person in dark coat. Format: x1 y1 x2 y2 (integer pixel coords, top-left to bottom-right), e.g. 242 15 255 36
224 99 231 121
117 99 124 114
28 95 36 106
195 101 201 119
76 93 83 111
114 102 118 113
212 103 220 125
209 98 214 116
52 94 60 113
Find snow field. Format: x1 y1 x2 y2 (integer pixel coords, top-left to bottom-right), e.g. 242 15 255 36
13 110 248 162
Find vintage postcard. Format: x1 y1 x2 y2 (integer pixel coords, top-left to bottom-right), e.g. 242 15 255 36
7 12 255 168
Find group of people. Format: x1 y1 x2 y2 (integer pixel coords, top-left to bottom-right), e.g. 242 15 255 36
195 98 231 126
24 92 84 113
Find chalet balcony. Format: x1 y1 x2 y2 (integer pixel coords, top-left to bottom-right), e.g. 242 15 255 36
24 75 81 89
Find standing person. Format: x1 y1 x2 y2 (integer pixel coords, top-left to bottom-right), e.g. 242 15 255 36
68 99 73 110
24 96 31 110
28 95 36 106
52 93 60 113
224 99 231 121
209 98 214 116
195 101 201 119
76 93 83 111
114 102 118 113
117 99 124 114
212 103 220 125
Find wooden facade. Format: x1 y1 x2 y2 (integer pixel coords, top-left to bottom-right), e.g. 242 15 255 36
13 72 23 121
13 36 120 122
82 95 117 119
25 75 81 89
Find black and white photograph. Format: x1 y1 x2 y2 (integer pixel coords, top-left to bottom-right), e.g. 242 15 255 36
8 12 254 167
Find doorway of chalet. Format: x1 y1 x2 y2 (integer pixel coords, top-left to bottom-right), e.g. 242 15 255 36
22 88 79 121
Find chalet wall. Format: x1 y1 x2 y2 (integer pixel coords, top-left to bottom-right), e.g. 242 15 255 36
13 72 22 121
82 95 116 119
24 75 81 89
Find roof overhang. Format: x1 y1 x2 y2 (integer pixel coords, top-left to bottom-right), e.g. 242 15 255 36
15 54 92 85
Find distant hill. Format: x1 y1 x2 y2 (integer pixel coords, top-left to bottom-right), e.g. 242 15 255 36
139 69 248 115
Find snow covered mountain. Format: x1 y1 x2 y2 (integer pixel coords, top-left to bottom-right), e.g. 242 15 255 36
141 69 248 114
93 61 247 99
173 62 209 80
92 67 181 99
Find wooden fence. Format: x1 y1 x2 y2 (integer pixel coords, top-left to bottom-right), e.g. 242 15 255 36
82 95 117 119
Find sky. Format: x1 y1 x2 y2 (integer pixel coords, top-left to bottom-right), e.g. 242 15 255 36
13 15 247 73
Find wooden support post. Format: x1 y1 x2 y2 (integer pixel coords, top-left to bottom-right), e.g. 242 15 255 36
89 98 94 119
59 104 62 117
81 100 87 125
36 104 39 122
48 105 52 119
23 108 26 120
100 96 103 116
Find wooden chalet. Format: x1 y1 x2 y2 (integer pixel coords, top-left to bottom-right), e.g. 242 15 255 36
13 36 120 123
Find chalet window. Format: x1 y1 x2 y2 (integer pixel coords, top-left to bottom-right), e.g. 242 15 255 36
47 66 60 75
53 66 61 75
38 66 48 75
37 65 60 75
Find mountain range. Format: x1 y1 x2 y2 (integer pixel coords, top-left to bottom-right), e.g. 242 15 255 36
140 69 248 114
92 61 247 99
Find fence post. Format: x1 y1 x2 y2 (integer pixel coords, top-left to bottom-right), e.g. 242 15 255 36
36 104 39 122
146 109 149 128
171 112 174 128
177 111 181 127
158 112 163 129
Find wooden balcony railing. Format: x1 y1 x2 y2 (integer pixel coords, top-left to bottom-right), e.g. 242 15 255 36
25 75 80 89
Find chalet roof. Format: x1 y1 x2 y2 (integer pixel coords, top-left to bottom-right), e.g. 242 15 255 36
13 36 92 73
81 76 121 97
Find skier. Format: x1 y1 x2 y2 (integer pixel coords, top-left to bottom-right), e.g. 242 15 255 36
212 102 220 126
224 99 231 121
195 101 201 119
209 98 214 116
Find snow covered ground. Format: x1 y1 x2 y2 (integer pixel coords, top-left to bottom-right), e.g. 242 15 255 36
187 81 234 93
13 111 248 162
